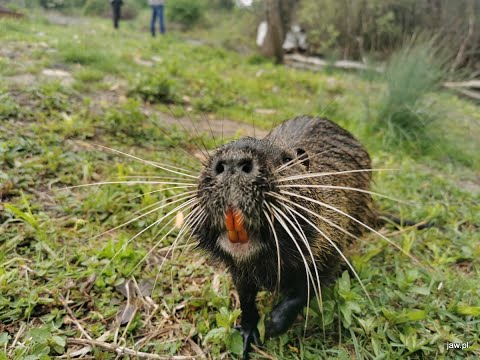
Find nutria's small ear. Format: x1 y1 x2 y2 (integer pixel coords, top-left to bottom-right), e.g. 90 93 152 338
296 148 309 171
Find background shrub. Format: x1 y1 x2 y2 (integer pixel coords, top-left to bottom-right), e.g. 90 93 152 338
374 36 448 148
120 2 139 20
167 0 204 29
82 0 108 17
83 0 139 19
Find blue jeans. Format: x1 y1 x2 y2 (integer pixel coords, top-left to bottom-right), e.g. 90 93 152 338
150 5 165 36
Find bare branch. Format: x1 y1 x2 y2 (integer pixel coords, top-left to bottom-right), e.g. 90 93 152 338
67 338 198 360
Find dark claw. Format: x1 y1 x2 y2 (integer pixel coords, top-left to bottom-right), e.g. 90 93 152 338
236 326 260 360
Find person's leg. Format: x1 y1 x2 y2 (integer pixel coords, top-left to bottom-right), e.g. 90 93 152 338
158 5 165 34
150 6 157 36
113 3 120 29
117 4 122 29
111 3 116 29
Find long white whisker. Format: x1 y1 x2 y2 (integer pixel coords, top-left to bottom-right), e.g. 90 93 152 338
61 181 197 190
270 203 323 335
274 206 314 337
94 144 199 179
166 206 204 263
126 217 178 277
277 184 411 205
166 106 211 162
126 204 202 278
283 205 325 339
275 168 398 183
269 191 384 320
90 192 196 241
280 190 422 266
162 206 206 269
119 175 198 180
178 209 207 250
149 112 207 167
266 204 317 329
269 207 312 334
174 205 206 248
275 156 307 173
130 186 196 201
262 207 282 294
267 192 358 241
184 112 212 162
98 198 198 277
150 159 200 175
275 148 333 173
278 201 378 315
151 207 207 292
130 190 197 216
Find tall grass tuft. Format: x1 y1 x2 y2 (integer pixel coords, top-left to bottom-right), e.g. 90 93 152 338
375 36 449 150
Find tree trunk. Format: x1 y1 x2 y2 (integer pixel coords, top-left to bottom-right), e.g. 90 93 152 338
261 0 298 64
450 0 475 72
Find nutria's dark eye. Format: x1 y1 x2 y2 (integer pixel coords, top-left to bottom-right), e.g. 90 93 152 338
296 148 310 170
215 161 225 175
282 156 293 164
239 159 253 173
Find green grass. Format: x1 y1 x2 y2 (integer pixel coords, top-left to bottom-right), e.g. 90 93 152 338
373 37 449 151
1 11 480 360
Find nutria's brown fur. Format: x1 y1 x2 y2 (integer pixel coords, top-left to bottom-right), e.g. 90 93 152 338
265 115 375 255
191 115 375 358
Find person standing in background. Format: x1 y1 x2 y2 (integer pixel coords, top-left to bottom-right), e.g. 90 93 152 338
148 0 166 37
110 0 123 29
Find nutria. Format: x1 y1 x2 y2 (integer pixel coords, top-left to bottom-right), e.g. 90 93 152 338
191 115 376 359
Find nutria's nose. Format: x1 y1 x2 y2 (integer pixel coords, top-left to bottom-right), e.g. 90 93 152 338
214 158 254 176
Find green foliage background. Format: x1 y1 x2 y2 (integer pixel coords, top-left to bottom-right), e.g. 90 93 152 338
297 0 479 68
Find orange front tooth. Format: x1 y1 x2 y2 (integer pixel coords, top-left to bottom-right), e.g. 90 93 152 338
228 230 239 243
225 208 234 231
233 209 244 231
238 229 249 243
226 208 249 243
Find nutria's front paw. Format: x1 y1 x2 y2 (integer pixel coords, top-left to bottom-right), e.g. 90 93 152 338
236 326 260 360
265 296 305 338
265 313 290 338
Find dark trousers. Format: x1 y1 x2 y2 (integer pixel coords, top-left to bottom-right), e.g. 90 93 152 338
150 5 165 36
112 2 122 29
